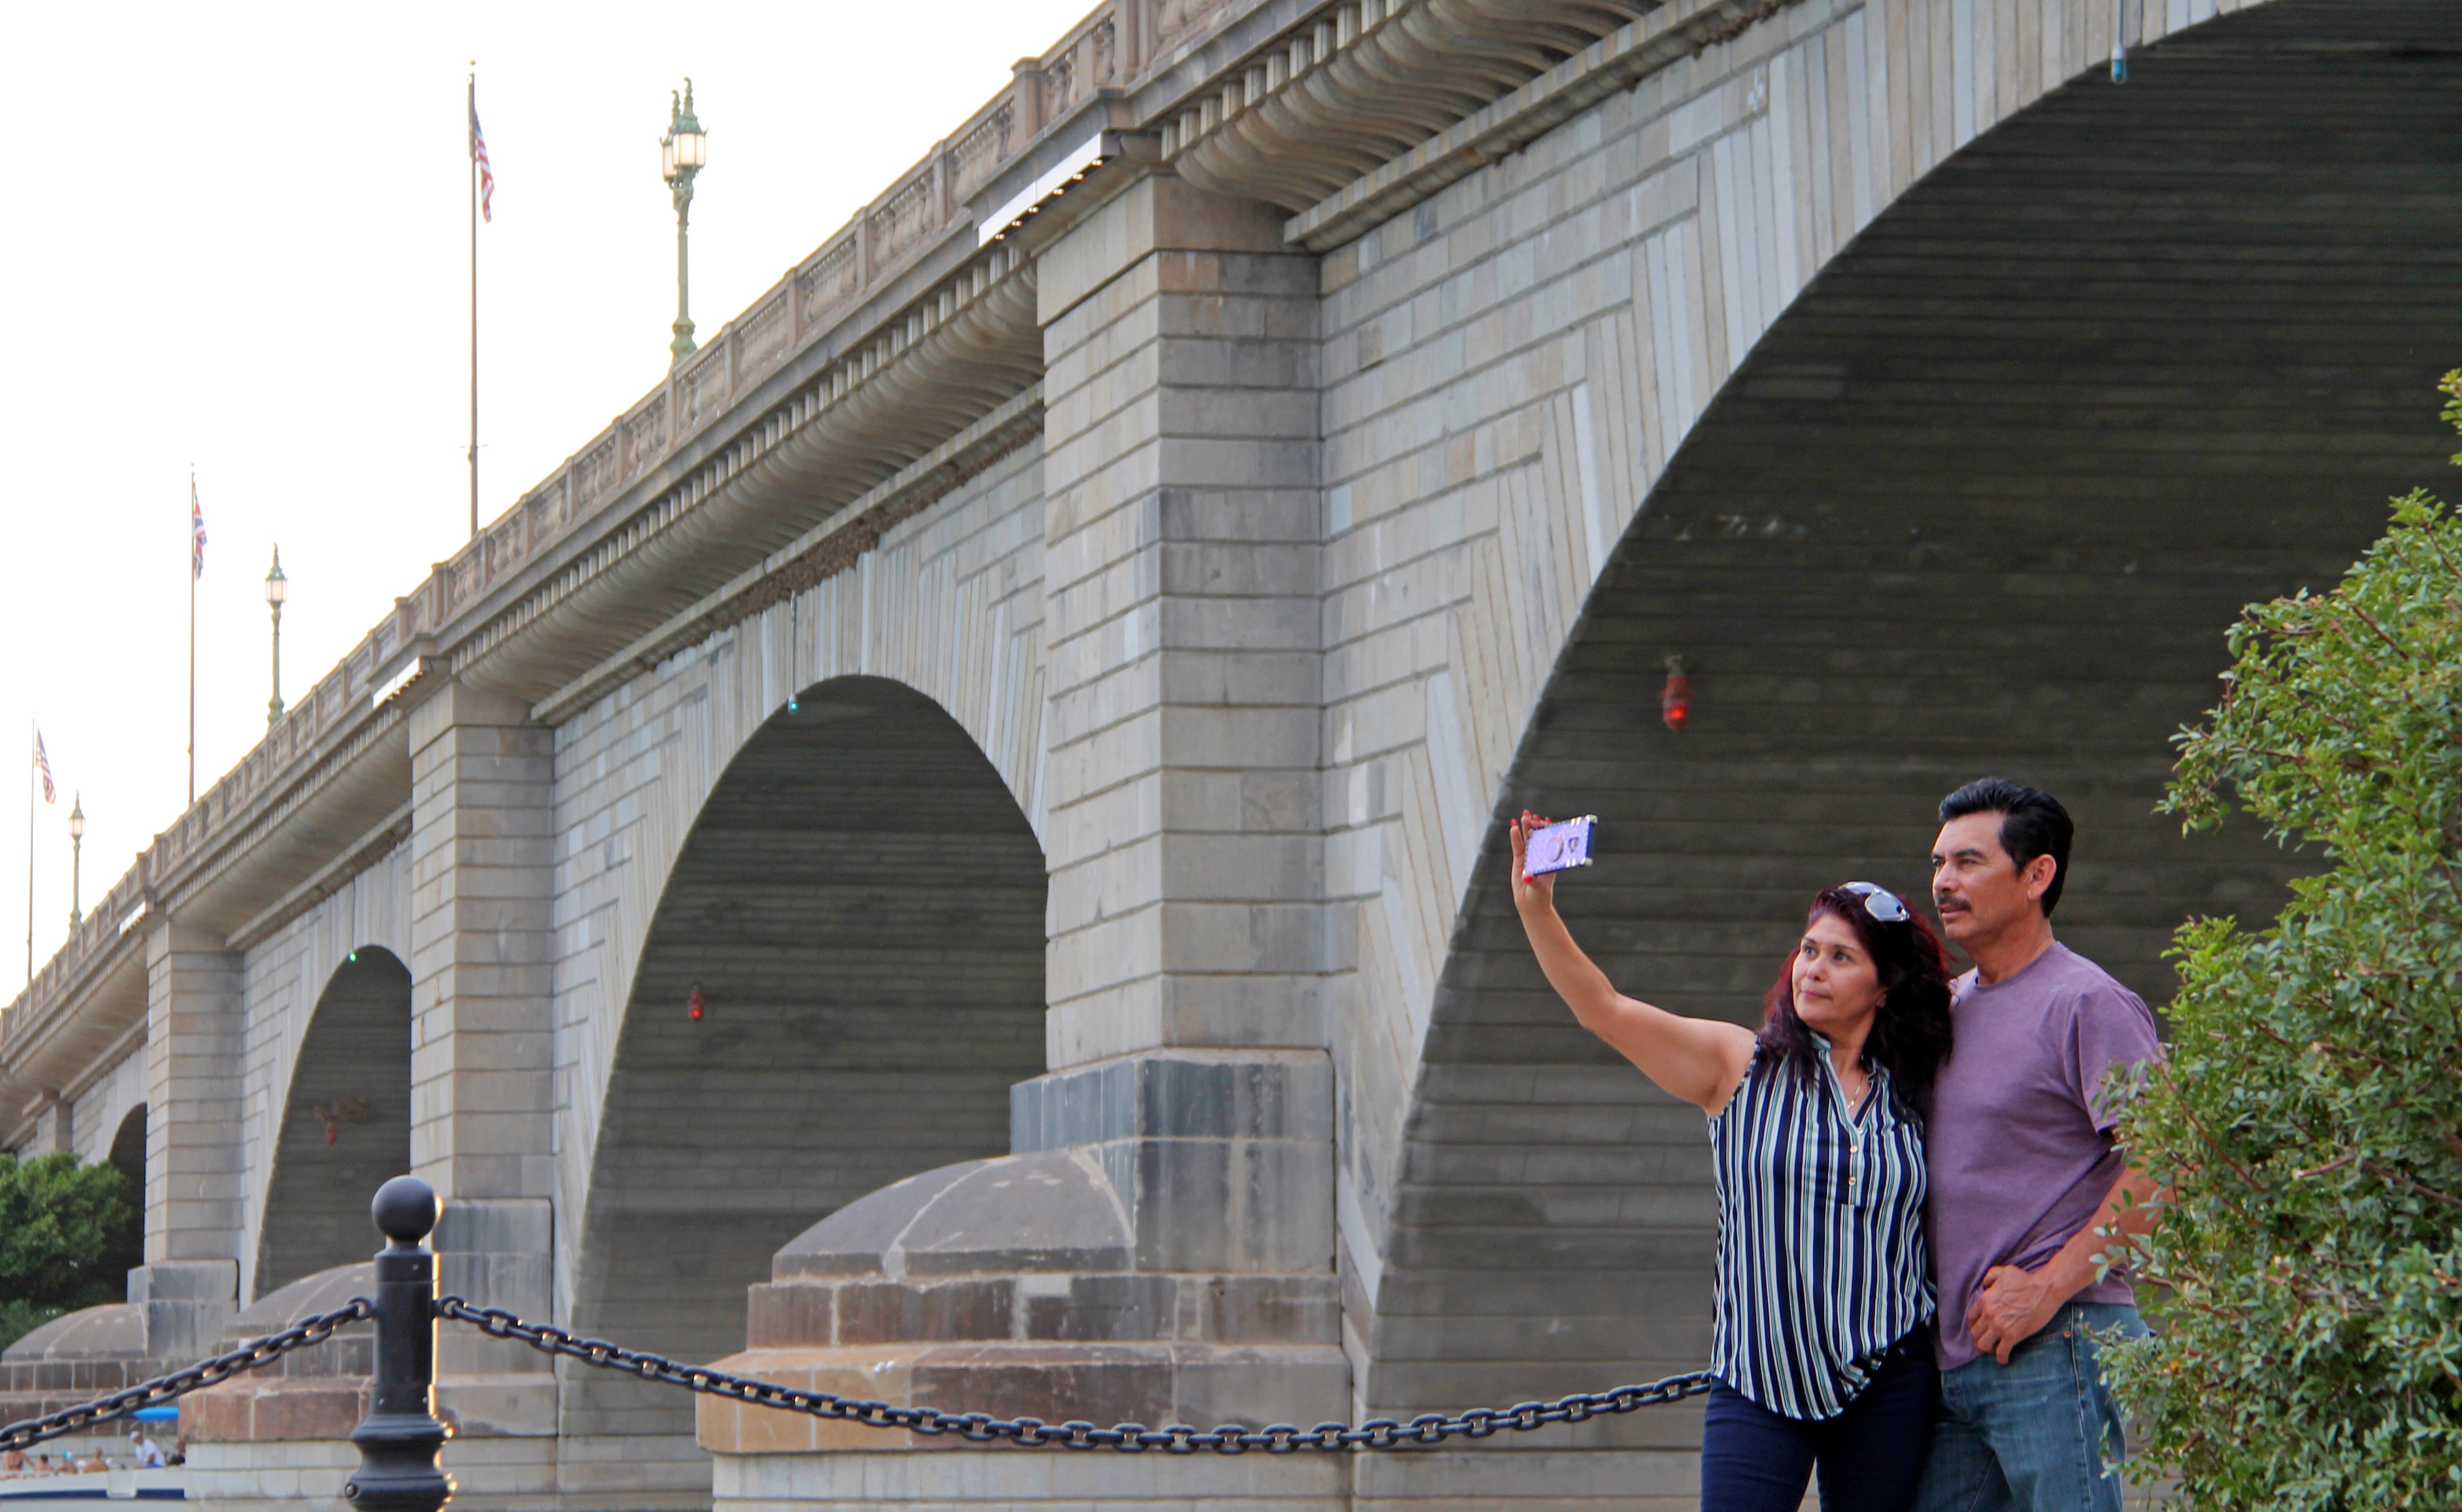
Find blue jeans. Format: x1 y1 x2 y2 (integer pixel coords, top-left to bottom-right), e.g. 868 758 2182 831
1701 1332 1939 1512
1914 1302 2148 1512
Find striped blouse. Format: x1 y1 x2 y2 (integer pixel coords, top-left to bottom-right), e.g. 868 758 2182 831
1706 1041 1934 1420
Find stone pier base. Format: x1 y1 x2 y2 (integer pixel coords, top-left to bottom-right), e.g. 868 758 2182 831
1353 1449 1707 1512
712 1450 1348 1512
179 1431 711 1512
180 1437 559 1512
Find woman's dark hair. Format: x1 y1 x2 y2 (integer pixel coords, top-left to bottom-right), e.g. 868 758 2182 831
1758 884 1955 1120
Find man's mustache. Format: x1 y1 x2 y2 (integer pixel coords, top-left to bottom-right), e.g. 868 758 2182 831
1934 894 1968 912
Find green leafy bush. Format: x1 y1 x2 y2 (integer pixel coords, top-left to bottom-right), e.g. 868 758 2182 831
2105 376 2462 1509
0 1151 138 1353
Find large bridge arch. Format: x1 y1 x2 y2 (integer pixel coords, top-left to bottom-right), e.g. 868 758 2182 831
101 1104 146 1290
561 673 1049 1441
1349 0 2462 1480
254 948 413 1298
106 1103 146 1193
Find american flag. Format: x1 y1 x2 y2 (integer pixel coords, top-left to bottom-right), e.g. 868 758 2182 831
33 730 54 805
470 88 494 223
190 474 207 579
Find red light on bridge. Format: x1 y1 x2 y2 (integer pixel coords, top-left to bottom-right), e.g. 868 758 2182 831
688 987 705 1022
1661 656 1692 732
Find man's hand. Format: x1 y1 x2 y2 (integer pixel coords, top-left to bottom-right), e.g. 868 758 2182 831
1966 1262 2064 1364
1965 1161 2169 1366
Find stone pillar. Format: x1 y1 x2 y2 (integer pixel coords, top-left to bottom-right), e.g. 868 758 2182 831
407 679 555 1208
136 921 242 1356
702 172 1344 1510
1037 172 1326 1068
1025 167 1338 1370
405 679 558 1435
33 1090 70 1155
162 683 557 1512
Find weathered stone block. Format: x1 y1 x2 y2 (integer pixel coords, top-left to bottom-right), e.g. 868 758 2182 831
837 1281 1015 1345
1011 1049 1332 1151
911 1343 1176 1429
1167 1343 1351 1430
126 1260 238 1359
437 1371 559 1437
1195 1275 1343 1345
1126 1136 1334 1275
1023 1275 1176 1343
747 1281 836 1348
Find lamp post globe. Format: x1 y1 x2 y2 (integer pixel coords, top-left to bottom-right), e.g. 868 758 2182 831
660 80 707 366
66 795 85 932
264 546 288 729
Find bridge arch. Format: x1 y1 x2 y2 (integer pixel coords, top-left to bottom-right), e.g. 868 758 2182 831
254 947 412 1298
1354 0 2462 1471
563 672 1048 1439
106 1103 145 1190
100 1103 145 1290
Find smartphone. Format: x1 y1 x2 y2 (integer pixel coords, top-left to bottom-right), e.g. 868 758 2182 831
1523 815 1597 876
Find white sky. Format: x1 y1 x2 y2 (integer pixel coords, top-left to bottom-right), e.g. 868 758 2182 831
0 0 1098 987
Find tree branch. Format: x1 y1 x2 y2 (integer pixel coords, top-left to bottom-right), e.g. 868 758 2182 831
2292 1151 2358 1180
2358 1159 2462 1208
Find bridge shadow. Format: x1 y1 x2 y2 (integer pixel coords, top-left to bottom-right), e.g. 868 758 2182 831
256 948 411 1299
564 675 1048 1446
104 1105 144 1284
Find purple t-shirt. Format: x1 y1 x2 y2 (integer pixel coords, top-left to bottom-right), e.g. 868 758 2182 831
1926 942 2162 1370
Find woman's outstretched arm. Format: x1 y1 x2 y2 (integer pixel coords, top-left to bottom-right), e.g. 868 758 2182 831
1509 813 1756 1115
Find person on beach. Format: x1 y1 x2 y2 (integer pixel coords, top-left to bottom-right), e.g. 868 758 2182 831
1509 812 1954 1512
1915 779 2165 1512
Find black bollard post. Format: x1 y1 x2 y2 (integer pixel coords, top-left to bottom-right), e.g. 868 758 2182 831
345 1177 455 1512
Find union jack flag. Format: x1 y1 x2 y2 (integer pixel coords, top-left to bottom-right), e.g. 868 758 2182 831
191 474 207 579
33 730 54 805
470 88 494 223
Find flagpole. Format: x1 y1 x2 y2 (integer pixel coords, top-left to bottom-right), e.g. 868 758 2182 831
25 722 35 985
188 471 198 807
469 67 480 541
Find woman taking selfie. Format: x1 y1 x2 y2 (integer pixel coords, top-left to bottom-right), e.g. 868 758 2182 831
1508 814 1954 1512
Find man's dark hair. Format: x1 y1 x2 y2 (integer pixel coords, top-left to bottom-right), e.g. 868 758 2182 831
1938 777 2074 916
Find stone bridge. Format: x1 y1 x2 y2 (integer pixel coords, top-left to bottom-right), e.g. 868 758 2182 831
5 0 2457 1507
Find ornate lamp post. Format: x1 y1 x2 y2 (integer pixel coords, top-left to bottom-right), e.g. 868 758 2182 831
660 81 708 366
264 546 289 728
66 796 84 932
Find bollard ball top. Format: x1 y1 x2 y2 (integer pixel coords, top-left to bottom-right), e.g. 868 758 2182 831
371 1175 440 1243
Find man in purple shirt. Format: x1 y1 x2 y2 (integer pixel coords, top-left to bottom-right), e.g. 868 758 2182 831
1913 778 2165 1512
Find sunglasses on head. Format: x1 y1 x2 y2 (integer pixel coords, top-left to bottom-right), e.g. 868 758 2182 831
1838 881 1910 924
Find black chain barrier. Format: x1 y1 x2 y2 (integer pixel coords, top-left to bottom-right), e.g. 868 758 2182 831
2 1178 1717 1512
0 1300 373 1456
434 1294 1715 1453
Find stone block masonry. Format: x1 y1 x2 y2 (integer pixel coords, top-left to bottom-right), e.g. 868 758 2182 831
408 681 557 1211
1036 173 1328 1071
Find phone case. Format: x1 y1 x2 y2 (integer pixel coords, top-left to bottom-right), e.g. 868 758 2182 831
1524 815 1597 876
